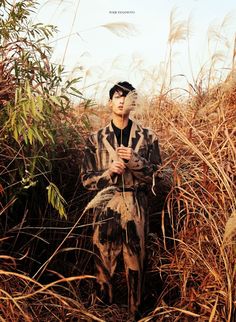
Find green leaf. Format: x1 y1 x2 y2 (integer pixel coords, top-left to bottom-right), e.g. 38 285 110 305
13 127 19 142
49 95 61 106
28 128 33 144
46 182 67 219
70 86 82 95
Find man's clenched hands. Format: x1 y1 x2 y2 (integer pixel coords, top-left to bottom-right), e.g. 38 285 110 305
108 161 126 175
108 146 134 176
116 145 133 161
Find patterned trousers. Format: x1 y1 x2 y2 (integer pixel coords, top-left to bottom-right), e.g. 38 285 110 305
93 190 146 314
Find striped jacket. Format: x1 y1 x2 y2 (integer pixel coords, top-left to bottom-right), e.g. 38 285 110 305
81 120 162 191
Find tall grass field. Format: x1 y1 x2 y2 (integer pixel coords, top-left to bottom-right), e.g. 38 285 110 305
0 1 235 321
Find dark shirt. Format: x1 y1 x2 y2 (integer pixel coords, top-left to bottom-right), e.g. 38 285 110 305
111 119 132 147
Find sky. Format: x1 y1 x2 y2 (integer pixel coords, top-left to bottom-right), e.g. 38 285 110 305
35 0 236 102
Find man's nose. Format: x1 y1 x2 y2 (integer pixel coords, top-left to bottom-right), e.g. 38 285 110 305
119 96 125 104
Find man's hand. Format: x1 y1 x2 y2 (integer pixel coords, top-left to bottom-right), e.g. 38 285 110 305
116 145 133 161
108 160 126 175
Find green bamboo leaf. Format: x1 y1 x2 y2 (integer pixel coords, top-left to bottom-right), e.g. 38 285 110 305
70 86 82 95
23 132 28 145
28 128 33 144
49 95 61 106
35 110 45 121
59 205 67 219
22 102 27 118
13 127 19 142
31 97 36 117
20 116 29 128
65 77 82 88
36 96 43 112
46 182 67 219
26 80 31 97
17 124 22 135
33 127 44 144
55 196 60 209
10 111 16 128
43 129 54 143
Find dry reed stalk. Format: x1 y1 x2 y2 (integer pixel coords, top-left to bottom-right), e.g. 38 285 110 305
147 75 236 321
0 267 102 321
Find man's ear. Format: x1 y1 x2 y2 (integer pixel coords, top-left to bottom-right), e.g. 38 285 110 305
108 99 112 109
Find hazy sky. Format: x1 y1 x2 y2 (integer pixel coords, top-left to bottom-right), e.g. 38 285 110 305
35 0 236 102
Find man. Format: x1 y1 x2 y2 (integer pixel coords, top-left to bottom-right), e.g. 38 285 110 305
81 81 164 318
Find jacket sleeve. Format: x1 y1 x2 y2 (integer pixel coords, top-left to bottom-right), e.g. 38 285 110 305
81 135 117 191
126 133 162 184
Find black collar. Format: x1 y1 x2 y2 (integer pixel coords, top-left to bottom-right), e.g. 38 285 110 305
111 119 132 146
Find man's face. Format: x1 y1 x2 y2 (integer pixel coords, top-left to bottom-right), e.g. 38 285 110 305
110 90 135 117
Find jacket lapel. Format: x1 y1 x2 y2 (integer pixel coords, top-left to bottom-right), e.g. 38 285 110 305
128 120 144 152
102 122 120 161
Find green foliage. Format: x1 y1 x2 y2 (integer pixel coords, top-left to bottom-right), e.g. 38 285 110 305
47 182 67 219
5 81 51 145
0 0 83 218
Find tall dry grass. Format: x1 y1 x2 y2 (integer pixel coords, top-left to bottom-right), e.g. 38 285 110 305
140 72 236 321
0 255 101 321
1 1 236 321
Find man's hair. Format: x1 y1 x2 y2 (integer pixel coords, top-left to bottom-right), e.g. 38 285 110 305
109 81 135 99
